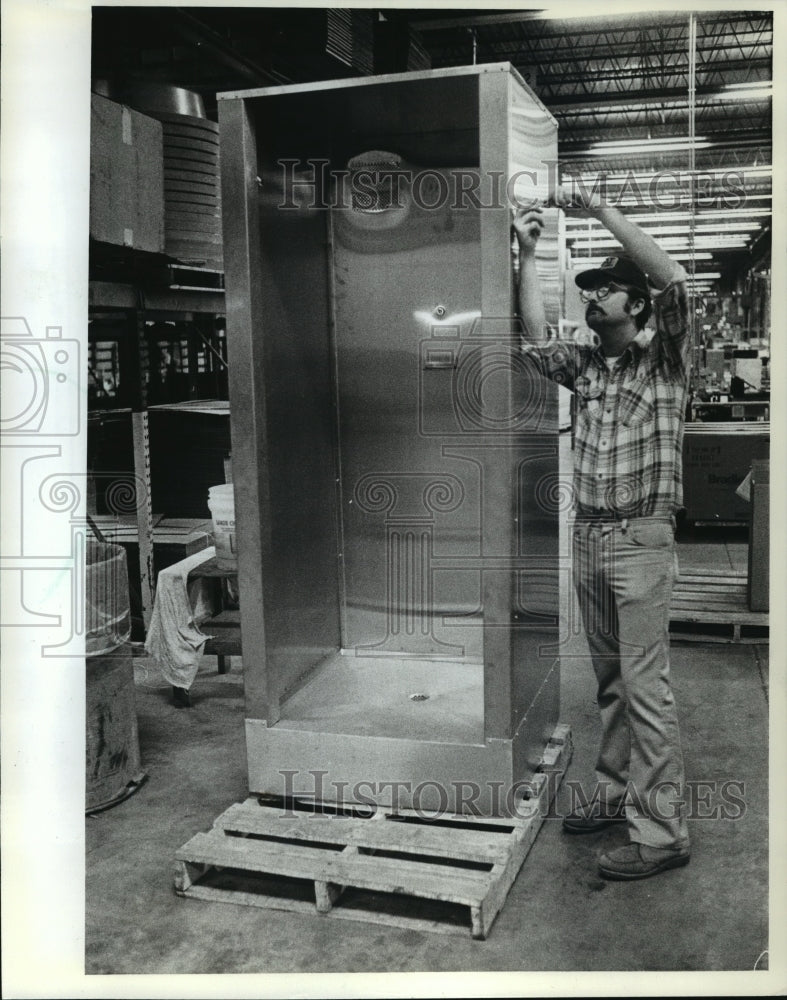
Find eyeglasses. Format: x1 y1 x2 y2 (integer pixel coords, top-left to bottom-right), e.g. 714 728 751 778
579 283 627 304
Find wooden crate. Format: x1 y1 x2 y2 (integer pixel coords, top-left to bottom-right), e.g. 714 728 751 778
174 724 572 938
669 570 769 644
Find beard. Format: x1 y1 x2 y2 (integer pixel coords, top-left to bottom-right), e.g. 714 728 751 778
585 306 606 330
585 299 635 331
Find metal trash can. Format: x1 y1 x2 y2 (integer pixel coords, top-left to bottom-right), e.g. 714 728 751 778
86 541 146 813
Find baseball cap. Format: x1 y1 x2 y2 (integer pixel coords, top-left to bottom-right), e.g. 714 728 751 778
575 254 649 293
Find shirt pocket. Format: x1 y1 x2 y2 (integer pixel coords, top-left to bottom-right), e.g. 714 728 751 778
574 395 603 438
574 375 604 425
617 380 655 428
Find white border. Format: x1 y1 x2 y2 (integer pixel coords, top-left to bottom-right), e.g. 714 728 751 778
1 1 784 997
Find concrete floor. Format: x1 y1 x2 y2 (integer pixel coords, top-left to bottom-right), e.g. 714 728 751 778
85 421 770 975
86 554 769 974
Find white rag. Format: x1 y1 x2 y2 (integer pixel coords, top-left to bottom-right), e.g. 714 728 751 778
145 547 218 689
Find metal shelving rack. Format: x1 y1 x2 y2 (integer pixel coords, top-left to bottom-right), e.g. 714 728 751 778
87 275 227 628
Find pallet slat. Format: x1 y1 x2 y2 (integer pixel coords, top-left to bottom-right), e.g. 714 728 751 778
671 608 768 624
671 600 750 612
215 803 515 864
676 570 747 580
669 569 768 643
674 582 747 593
177 831 492 905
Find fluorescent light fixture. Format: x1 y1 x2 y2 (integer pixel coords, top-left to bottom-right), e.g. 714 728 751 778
567 222 759 236
589 136 709 151
693 207 772 217
702 81 774 102
574 165 772 182
569 247 714 261
565 210 770 228
571 260 723 281
719 87 773 101
566 232 754 243
569 238 746 251
578 137 713 157
724 80 772 92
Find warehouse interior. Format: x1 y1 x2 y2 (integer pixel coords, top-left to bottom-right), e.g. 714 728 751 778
81 5 774 983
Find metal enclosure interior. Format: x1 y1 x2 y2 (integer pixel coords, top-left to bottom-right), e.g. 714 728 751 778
218 64 562 815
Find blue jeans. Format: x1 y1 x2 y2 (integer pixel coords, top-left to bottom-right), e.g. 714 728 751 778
572 516 690 850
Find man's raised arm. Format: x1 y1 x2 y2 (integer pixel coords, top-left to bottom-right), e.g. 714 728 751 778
513 205 548 341
555 187 683 289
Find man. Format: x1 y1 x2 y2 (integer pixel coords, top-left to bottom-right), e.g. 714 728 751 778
513 188 691 880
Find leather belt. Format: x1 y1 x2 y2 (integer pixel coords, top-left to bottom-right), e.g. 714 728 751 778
573 509 677 526
575 508 635 520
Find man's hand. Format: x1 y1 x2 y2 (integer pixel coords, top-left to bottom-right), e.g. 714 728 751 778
512 204 544 255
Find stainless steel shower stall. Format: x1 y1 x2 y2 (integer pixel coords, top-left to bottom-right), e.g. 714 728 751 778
218 63 563 815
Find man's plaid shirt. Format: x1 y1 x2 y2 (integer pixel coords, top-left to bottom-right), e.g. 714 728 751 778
521 271 690 516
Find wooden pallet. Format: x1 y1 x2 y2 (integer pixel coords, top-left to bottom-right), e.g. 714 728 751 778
174 724 572 939
669 570 768 644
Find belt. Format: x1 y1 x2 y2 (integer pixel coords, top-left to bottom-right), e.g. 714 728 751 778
574 507 631 521
572 509 676 528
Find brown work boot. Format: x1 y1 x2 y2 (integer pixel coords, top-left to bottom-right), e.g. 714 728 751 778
598 842 690 880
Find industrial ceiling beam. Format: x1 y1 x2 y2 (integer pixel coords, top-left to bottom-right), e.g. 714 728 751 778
421 55 772 88
169 7 291 86
441 35 771 65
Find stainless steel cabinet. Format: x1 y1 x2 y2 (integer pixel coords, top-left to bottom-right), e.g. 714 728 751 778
219 64 562 814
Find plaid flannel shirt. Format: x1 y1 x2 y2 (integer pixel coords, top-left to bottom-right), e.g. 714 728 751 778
521 271 690 516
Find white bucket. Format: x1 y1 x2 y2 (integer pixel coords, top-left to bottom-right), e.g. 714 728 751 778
207 484 236 570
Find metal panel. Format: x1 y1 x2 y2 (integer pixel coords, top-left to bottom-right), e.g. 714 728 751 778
330 167 483 653
255 158 343 706
477 68 517 740
221 98 343 723
219 98 278 721
508 71 563 325
509 654 561 783
506 72 562 742
246 718 521 816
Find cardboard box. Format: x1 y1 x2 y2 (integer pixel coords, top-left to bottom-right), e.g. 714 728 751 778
90 94 164 253
682 427 769 521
